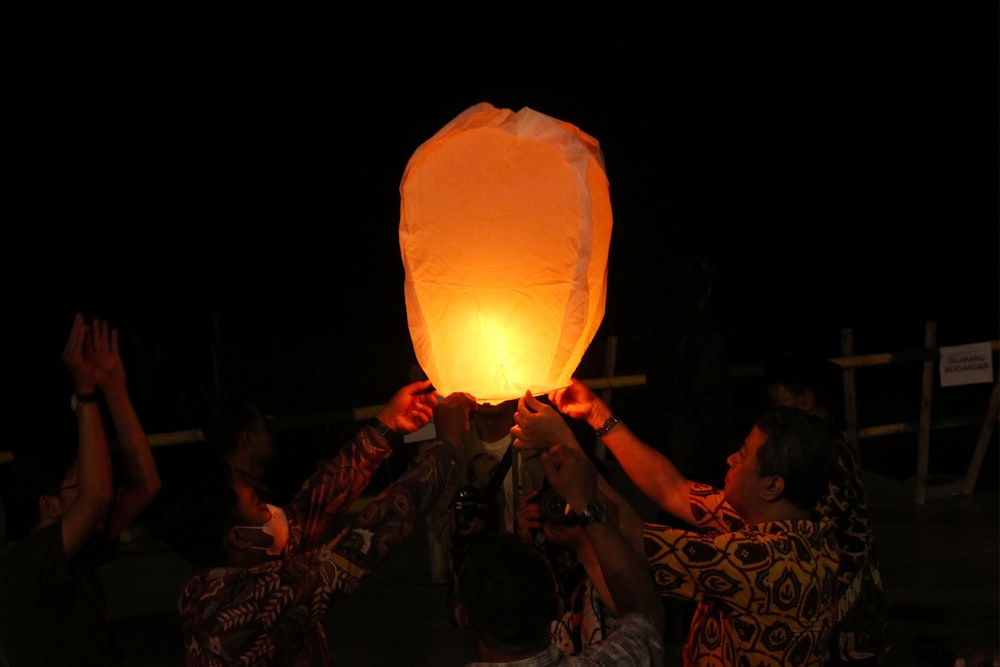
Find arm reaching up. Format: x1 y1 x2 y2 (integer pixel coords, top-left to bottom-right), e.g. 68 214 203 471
548 379 697 525
541 443 665 637
59 314 114 556
91 319 161 540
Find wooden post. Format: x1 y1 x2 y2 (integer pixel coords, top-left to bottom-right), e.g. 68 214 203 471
962 380 1000 495
840 329 860 457
595 335 618 463
915 321 937 504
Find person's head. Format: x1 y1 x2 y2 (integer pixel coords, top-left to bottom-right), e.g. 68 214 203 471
473 398 517 421
159 457 288 568
205 397 274 474
9 442 79 537
724 406 838 519
454 533 560 656
665 252 713 311
764 352 844 430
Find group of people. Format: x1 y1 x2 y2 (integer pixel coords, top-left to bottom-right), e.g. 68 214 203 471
0 312 893 666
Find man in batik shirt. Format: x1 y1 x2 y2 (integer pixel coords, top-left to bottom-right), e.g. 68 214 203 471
513 379 841 666
160 382 475 667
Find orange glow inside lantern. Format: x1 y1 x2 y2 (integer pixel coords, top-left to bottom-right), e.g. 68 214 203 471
399 102 612 403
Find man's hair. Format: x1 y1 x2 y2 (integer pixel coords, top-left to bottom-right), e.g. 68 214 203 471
7 442 77 539
754 406 838 510
158 457 238 567
456 533 559 650
204 396 263 459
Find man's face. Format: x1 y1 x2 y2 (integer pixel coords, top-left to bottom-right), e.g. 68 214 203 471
230 475 272 529
723 425 768 515
37 460 80 528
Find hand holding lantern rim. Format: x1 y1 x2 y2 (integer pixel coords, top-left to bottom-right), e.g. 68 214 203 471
510 390 580 452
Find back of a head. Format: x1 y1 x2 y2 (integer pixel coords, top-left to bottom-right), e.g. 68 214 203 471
764 351 845 429
205 396 262 460
158 457 237 567
456 533 558 650
754 406 839 510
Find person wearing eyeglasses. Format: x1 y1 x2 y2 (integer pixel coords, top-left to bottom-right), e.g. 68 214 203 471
0 313 161 667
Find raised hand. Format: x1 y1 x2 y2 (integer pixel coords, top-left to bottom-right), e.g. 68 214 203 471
91 319 126 394
516 490 544 542
62 313 96 393
377 379 437 434
510 390 578 451
540 444 598 519
548 378 601 424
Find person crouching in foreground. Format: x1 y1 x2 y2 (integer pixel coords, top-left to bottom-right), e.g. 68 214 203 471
160 382 476 667
453 412 665 667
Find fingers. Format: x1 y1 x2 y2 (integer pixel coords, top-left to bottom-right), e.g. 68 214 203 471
523 390 544 412
109 323 119 357
62 313 85 359
92 319 108 356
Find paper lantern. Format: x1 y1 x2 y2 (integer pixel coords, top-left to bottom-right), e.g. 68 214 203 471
399 102 612 403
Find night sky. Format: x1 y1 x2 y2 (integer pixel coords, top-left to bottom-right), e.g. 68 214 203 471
10 5 999 435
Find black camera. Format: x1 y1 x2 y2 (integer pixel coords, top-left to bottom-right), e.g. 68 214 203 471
452 485 492 533
530 482 577 526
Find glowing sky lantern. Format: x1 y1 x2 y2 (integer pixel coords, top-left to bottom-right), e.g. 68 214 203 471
399 102 612 403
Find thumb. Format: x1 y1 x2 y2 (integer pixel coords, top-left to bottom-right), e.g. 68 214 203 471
524 390 545 412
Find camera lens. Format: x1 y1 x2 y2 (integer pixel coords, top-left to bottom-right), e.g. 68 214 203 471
540 490 571 524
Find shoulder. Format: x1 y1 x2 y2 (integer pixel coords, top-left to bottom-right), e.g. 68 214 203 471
573 613 663 666
690 485 746 531
0 524 69 591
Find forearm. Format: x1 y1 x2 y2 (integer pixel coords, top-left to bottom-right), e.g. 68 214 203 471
290 424 398 544
589 414 694 523
320 439 458 579
583 521 664 633
104 387 160 495
99 387 160 538
63 402 113 554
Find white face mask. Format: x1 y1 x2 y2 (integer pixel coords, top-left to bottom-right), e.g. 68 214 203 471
235 504 290 556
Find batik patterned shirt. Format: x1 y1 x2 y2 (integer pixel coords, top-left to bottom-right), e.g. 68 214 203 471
465 613 663 667
814 437 889 662
177 426 458 666
643 484 839 666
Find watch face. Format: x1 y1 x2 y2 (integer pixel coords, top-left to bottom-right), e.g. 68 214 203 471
584 499 608 524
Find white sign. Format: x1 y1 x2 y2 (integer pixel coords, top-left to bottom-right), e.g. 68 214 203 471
939 342 994 387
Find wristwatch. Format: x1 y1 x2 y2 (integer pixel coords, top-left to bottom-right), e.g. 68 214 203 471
71 392 99 412
577 499 609 527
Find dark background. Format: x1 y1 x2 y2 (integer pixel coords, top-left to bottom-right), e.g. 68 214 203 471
9 5 998 441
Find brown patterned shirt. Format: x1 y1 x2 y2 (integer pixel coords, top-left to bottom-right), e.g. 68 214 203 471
643 484 839 666
814 437 889 661
177 425 458 666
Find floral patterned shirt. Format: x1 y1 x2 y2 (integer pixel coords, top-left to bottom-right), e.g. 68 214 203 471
644 484 839 666
177 425 458 666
